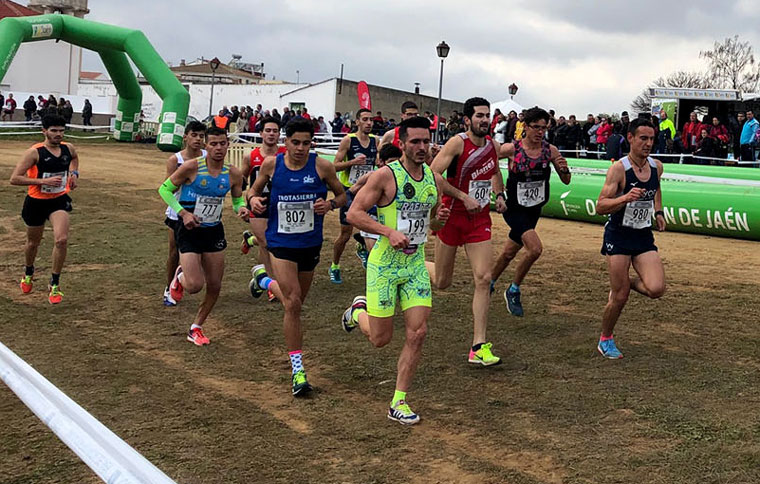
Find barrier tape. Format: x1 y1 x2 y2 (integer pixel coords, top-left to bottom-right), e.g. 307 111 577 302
0 341 176 484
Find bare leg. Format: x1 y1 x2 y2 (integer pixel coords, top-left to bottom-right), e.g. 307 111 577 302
464 240 493 346
166 228 179 288
512 230 542 285
270 256 305 351
178 252 205 294
630 251 666 299
332 224 353 265
601 255 632 337
48 211 70 275
250 218 272 274
24 225 44 268
492 238 521 283
192 251 225 327
396 306 430 392
426 238 457 289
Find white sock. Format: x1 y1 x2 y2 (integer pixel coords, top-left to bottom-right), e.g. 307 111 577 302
190 323 202 331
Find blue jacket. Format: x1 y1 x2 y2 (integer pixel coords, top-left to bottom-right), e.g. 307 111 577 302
740 118 759 145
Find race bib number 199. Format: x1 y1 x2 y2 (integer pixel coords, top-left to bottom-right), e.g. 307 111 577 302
398 207 430 246
277 201 314 234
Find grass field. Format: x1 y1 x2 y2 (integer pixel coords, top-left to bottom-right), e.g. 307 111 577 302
0 140 759 484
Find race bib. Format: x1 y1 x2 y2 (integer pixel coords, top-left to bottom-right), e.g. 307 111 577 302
41 171 67 194
623 200 653 229
469 180 492 208
359 212 380 240
194 196 224 224
517 180 545 207
348 164 372 185
277 201 314 234
397 206 430 246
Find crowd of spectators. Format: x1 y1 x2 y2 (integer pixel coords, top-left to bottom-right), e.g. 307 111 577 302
0 91 92 126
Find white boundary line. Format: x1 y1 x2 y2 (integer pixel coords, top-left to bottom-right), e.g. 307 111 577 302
0 341 176 484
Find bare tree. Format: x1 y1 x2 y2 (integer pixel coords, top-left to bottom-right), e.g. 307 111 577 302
700 35 760 92
630 71 708 114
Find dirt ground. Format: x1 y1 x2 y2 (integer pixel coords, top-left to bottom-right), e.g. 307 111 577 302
0 140 759 484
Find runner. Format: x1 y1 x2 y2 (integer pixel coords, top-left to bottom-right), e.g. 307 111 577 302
350 143 403 257
10 115 79 304
329 108 378 283
248 118 346 396
426 97 507 366
341 116 450 425
158 126 249 346
596 118 666 359
379 101 420 149
162 121 207 306
240 116 287 301
492 106 571 316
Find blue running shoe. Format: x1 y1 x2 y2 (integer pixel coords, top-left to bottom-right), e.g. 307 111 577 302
598 337 623 359
504 287 524 317
355 243 369 269
329 265 342 284
387 400 420 425
162 287 177 307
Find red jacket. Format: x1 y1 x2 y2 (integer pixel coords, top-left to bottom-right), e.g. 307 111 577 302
596 122 612 144
708 124 729 144
682 121 703 150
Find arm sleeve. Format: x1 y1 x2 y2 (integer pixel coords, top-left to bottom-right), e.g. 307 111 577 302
158 178 184 214
232 195 246 213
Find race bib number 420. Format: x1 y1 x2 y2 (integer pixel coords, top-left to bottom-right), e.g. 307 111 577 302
517 180 545 207
41 171 67 194
277 201 314 234
469 180 491 208
398 207 430 246
623 200 653 229
194 196 224 224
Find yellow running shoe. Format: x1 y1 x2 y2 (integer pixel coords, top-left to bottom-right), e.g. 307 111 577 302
468 342 501 366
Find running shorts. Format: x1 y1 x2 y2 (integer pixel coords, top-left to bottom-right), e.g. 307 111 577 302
269 244 321 272
436 210 492 247
601 226 657 257
503 207 541 245
175 222 227 254
21 194 72 227
366 245 431 318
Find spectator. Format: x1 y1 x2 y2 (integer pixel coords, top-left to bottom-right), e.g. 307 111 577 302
681 111 703 153
341 120 351 134
61 100 74 124
236 110 248 133
739 110 758 161
330 112 344 134
547 109 557 143
82 99 93 127
605 125 625 161
311 117 320 134
581 114 595 154
213 109 231 130
23 95 36 121
47 94 57 110
493 112 508 143
271 108 281 122
2 93 17 121
588 116 601 158
0 92 4 114
617 111 631 154
694 128 715 162
514 111 526 140
505 110 518 142
708 116 729 159
565 115 582 156
36 95 47 117
490 108 502 136
658 110 676 154
554 116 569 151
281 106 293 126
596 116 612 151
229 105 240 123
372 111 385 135
729 111 745 160
301 107 311 120
317 116 329 133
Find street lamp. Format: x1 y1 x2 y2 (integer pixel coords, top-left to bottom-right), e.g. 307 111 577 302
435 41 450 143
296 69 300 84
508 82 519 99
208 57 221 117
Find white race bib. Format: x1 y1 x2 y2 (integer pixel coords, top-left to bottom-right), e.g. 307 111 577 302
41 171 67 194
469 180 492 208
623 200 653 229
277 201 314 234
517 180 545 207
397 206 430 246
348 164 372 185
194 196 224 224
360 212 380 240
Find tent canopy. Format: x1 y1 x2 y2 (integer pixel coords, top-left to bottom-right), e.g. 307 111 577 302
491 98 524 116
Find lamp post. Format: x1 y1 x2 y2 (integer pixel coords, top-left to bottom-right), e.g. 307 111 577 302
435 41 450 143
508 82 519 100
296 69 300 84
208 57 221 118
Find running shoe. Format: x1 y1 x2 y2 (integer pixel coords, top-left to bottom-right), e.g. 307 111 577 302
504 287 524 317
47 284 63 304
341 295 367 333
387 400 420 425
249 264 267 298
292 370 313 396
187 327 210 346
329 266 342 284
489 280 496 296
20 275 33 294
355 243 369 269
597 337 623 359
169 266 184 302
267 289 277 302
468 342 502 366
163 287 177 307
240 230 257 254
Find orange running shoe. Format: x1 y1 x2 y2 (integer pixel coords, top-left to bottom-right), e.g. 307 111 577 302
170 266 184 302
48 284 63 304
187 327 210 346
20 275 33 294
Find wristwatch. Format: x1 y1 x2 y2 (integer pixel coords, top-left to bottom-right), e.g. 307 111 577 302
329 199 337 210
70 170 79 177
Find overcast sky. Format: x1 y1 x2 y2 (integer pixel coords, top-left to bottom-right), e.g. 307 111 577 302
81 0 760 117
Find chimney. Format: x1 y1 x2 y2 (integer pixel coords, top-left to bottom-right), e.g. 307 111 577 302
180 59 186 66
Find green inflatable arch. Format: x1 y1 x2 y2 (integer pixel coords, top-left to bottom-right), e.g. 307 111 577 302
0 14 190 152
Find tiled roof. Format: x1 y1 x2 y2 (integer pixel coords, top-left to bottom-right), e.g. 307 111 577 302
0 0 38 19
